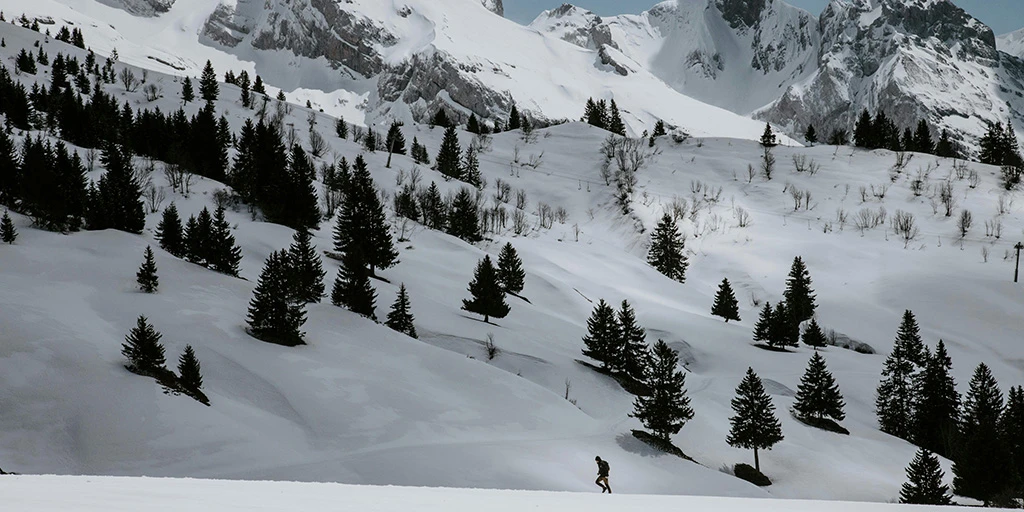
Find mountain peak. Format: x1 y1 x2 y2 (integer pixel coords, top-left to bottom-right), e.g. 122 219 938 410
715 0 769 30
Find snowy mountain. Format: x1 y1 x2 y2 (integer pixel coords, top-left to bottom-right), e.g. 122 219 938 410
998 28 1024 59
2 18 1024 505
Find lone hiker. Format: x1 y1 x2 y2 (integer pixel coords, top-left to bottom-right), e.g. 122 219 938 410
595 456 611 493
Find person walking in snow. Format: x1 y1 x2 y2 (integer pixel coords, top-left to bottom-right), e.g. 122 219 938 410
595 456 611 493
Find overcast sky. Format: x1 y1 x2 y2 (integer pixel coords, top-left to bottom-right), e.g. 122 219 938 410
503 0 1024 35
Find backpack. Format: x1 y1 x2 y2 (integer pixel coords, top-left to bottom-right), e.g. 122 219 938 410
599 460 610 474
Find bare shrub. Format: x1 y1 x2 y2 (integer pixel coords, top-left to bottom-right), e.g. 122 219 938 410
144 185 167 213
891 210 919 248
981 246 989 263
119 67 139 92
746 163 756 183
761 146 775 180
957 209 973 239
871 183 889 201
554 206 569 224
997 194 1013 215
515 189 528 211
734 206 751 228
512 209 528 235
494 178 511 204
308 129 328 159
484 333 500 360
953 159 969 180
789 186 805 211
938 181 956 217
910 170 926 196
143 82 162 102
967 169 980 189
835 208 848 231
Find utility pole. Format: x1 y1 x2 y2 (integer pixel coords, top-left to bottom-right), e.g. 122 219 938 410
1016 242 1023 283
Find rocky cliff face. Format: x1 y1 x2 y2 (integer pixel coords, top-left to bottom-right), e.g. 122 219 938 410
95 0 174 17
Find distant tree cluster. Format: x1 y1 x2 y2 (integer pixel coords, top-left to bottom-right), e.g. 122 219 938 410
752 257 816 350
462 244 524 323
121 315 209 405
582 97 626 136
852 109 961 158
247 231 330 346
156 204 242 277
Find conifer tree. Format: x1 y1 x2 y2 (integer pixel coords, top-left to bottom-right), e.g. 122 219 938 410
753 302 773 343
727 367 784 473
760 123 778 147
462 145 482 188
121 315 167 377
876 322 920 440
507 103 521 131
184 208 213 265
181 76 194 104
461 255 509 323
285 144 321 231
384 120 407 156
0 211 16 244
617 300 650 382
199 60 218 102
854 109 874 149
467 114 481 134
583 98 606 129
793 352 845 422
804 124 818 145
1001 386 1024 495
0 130 19 206
87 143 145 234
364 129 378 152
436 126 462 180
496 242 525 295
136 246 159 293
155 203 184 257
419 182 447 229
953 363 1009 505
900 448 952 505
711 278 740 322
332 156 398 274
384 283 417 339
651 119 667 138
331 249 377 320
647 214 688 283
935 130 958 159
631 340 693 442
913 120 934 154
607 99 626 136
581 299 621 370
176 344 206 403
783 256 816 323
894 310 927 366
238 70 251 107
335 116 348 139
446 187 481 242
768 301 798 349
411 137 430 165
287 230 326 304
432 109 451 129
801 318 827 349
912 340 960 457
253 75 266 95
210 206 242 277
247 250 306 346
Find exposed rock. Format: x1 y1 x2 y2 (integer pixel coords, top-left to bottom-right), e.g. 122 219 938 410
95 0 175 17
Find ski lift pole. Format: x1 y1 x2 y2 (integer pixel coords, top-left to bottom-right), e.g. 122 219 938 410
1015 242 1023 283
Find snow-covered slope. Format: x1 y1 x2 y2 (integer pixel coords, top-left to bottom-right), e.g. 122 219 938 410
998 28 1024 59
2 22 1024 504
0 475 992 511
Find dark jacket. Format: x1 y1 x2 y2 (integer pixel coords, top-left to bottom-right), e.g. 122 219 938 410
597 459 609 477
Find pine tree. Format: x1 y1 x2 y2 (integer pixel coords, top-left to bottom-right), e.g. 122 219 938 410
181 76 194 103
894 310 927 366
385 120 407 155
581 299 621 370
121 315 167 377
935 130 958 159
184 208 213 265
209 206 243 277
631 340 693 442
793 352 845 422
804 124 818 145
0 130 20 207
287 230 326 304
900 448 952 505
768 301 798 349
783 256 816 323
331 249 377 320
461 255 509 323
384 283 417 339
436 126 462 180
711 278 740 322
332 156 398 274
155 203 184 257
1001 386 1024 496
87 143 145 234
507 103 521 131
199 60 218 102
647 214 688 283
760 123 777 147
335 116 348 139
462 145 482 187
913 119 934 154
432 109 451 129
801 318 828 349
446 187 481 242
753 302 773 343
420 182 446 230
607 99 626 136
617 300 650 382
467 114 481 134
727 367 784 473
0 211 16 244
876 324 920 440
411 137 430 165
253 75 266 95
854 109 874 148
953 363 1009 505
912 340 960 457
363 129 378 152
238 70 251 107
583 98 605 129
651 119 667 138
136 246 159 293
177 344 205 400
247 250 306 346
496 242 525 295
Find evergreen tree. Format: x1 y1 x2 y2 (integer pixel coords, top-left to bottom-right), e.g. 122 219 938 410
462 145 482 187
496 242 525 295
446 187 481 242
287 230 326 304
177 344 205 400
900 448 952 505
801 318 828 349
727 367 784 473
121 315 167 377
979 122 1004 166
913 120 934 154
631 340 693 442
209 206 243 277
253 75 266 95
238 70 251 107
419 182 446 230
953 363 1009 505
607 99 626 136
363 129 377 152
184 208 213 265
384 283 417 339
332 156 398 274
753 302 773 343
1001 386 1024 497
912 340 960 457
854 109 874 149
335 116 348 140
0 210 16 244
199 60 218 102
768 301 798 349
617 300 650 382
876 320 921 440
136 245 159 293
507 103 521 131
583 98 606 129
467 114 481 135
432 109 451 129
793 352 845 422
247 250 306 346
181 76 194 103
895 310 927 366
155 203 184 258
783 256 816 323
647 214 688 283
331 249 377 320
411 137 430 165
651 119 667 138
804 124 818 145
935 130 959 159
385 120 407 155
87 143 145 234
0 130 19 207
581 299 621 370
760 123 778 147
436 126 462 180
711 278 741 322
461 255 509 323
284 144 321 231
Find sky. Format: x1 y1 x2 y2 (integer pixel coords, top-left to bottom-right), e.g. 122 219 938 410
503 0 1024 35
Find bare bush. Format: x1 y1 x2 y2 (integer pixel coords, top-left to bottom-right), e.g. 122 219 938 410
997 194 1013 215
871 183 889 201
793 154 820 175
512 209 528 235
494 178 511 203
746 163 756 184
789 186 805 211
957 209 973 239
143 83 162 102
854 206 887 233
119 67 139 92
1001 166 1022 190
669 196 688 222
144 185 167 213
938 181 956 217
953 159 969 180
892 152 911 173
308 129 328 159
835 208 848 231
484 333 500 360
761 146 775 180
967 169 980 189
515 189 528 211
910 171 926 196
891 210 919 248
984 218 1003 239
734 206 751 227
981 246 989 262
